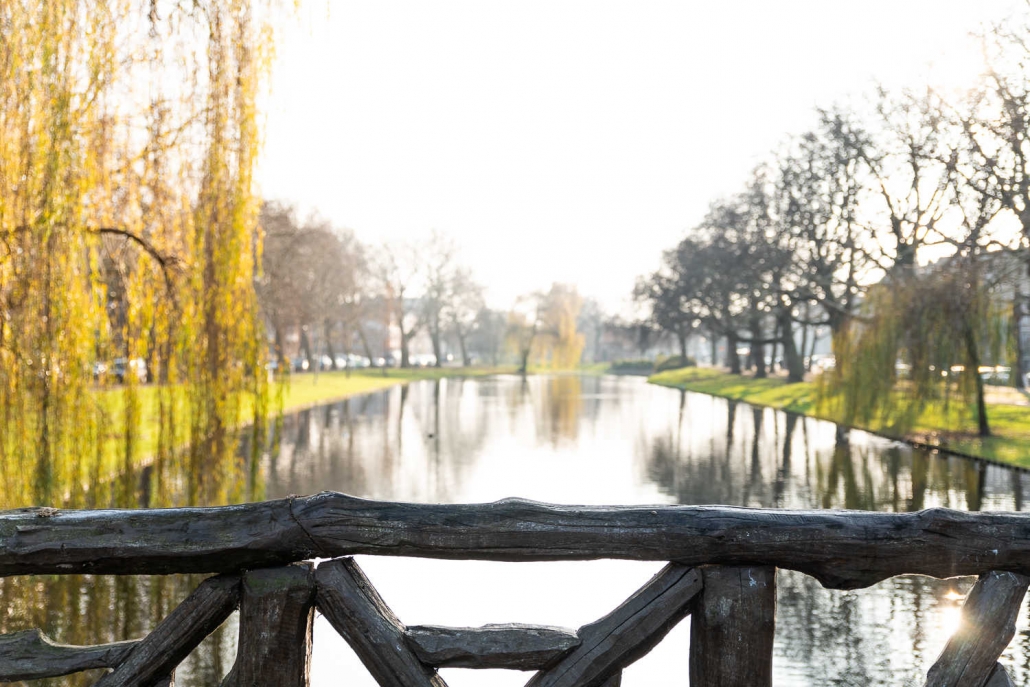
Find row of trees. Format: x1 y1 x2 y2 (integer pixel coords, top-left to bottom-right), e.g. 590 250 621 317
636 14 1030 437
256 204 609 372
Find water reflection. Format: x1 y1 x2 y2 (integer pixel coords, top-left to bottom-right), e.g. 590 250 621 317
7 375 1030 685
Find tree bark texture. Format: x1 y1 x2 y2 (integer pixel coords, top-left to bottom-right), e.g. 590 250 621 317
689 565 776 687
405 624 580 670
221 564 315 687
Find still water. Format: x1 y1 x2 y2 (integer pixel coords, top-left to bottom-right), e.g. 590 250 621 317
8 373 1030 685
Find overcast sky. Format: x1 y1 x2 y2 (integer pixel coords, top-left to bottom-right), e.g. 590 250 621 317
257 1 1022 313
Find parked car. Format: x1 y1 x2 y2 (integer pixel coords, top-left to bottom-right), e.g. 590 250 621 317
112 357 147 384
347 354 370 368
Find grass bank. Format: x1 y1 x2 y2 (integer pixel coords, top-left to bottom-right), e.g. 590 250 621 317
649 367 1030 469
278 366 518 411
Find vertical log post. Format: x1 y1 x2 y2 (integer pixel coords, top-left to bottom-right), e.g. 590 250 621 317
220 563 316 687
925 570 1029 687
688 565 776 687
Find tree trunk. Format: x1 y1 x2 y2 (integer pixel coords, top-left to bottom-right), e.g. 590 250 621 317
780 313 805 384
678 331 688 361
519 348 531 375
274 324 287 370
1014 297 1027 390
965 322 990 437
807 324 819 372
710 334 718 368
799 303 810 371
751 337 766 379
356 326 374 362
458 330 471 367
299 328 312 368
324 319 337 370
430 323 443 368
400 330 411 369
726 332 741 374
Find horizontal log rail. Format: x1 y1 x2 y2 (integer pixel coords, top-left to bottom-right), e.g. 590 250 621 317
0 491 1028 685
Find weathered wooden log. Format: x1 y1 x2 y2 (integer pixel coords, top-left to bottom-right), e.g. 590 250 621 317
689 565 776 687
0 628 137 682
92 574 240 687
11 492 1030 587
221 564 315 687
153 674 174 687
405 624 580 670
315 558 447 687
526 564 701 687
598 674 620 687
0 499 310 576
925 570 1030 687
986 663 1016 687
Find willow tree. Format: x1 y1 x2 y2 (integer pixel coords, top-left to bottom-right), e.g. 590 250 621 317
0 1 278 507
533 284 586 370
829 262 1005 438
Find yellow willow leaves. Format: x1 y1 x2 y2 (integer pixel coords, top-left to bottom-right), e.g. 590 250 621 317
0 1 281 509
533 284 586 370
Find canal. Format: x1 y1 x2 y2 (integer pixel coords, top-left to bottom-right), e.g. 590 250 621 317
8 373 1030 685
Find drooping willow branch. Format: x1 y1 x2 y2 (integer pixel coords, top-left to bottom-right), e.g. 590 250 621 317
92 227 184 297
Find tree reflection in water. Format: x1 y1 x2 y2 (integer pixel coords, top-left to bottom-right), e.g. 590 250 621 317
7 375 1030 685
642 387 1030 686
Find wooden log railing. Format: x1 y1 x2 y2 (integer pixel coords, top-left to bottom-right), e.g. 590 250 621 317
1 491 1029 685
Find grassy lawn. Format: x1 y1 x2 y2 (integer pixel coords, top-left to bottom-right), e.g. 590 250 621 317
649 367 1030 468
279 365 518 410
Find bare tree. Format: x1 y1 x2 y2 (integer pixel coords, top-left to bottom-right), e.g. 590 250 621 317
374 241 424 369
447 268 485 367
421 231 459 367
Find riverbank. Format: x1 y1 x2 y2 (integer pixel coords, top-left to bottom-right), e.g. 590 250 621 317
96 366 519 471
649 367 1030 469
277 366 519 412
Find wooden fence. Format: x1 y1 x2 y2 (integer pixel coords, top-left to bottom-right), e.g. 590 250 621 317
0 491 1028 686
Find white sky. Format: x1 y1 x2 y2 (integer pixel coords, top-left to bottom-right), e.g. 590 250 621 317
257 1 1022 313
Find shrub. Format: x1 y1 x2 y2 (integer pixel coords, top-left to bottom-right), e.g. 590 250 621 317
655 355 696 373
608 359 655 375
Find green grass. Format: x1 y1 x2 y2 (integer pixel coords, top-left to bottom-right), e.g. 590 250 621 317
279 366 517 410
649 367 1030 468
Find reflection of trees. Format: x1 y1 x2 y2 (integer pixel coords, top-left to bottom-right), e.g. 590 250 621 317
775 571 983 686
0 573 236 687
537 376 583 446
640 391 1030 685
259 380 501 503
12 380 1030 686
